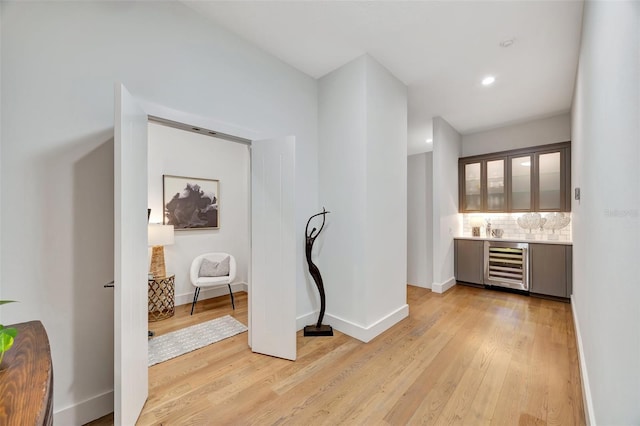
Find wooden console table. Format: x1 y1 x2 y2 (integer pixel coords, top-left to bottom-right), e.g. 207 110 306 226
0 321 53 425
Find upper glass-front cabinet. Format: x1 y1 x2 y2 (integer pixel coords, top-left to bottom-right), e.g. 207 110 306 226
459 142 570 213
463 162 482 211
510 155 532 211
537 151 563 211
486 159 505 211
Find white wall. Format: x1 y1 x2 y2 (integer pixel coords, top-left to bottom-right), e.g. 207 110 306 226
364 55 407 325
318 56 367 326
571 1 640 424
407 152 433 288
432 117 462 292
0 2 318 424
0 4 3 315
462 113 571 157
147 123 250 305
319 55 408 341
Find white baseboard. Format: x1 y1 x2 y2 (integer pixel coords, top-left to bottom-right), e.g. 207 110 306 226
571 295 596 425
296 310 319 331
407 282 431 290
54 390 113 426
432 276 456 294
174 282 248 307
325 304 409 343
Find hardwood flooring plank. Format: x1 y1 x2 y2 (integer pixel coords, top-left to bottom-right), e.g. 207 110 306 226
272 335 360 396
566 312 587 425
546 305 585 426
465 300 521 424
85 286 586 426
435 299 519 425
254 299 452 425
405 304 499 424
329 308 458 423
382 291 491 424
490 307 537 425
520 320 553 425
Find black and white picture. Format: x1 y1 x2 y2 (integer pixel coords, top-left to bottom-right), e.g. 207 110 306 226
163 175 220 230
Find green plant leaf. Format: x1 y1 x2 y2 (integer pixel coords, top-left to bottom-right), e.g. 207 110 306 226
0 332 14 353
0 301 20 359
1 327 17 338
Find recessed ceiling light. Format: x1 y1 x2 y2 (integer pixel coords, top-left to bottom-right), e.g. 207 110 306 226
521 161 531 167
426 138 433 143
482 76 496 86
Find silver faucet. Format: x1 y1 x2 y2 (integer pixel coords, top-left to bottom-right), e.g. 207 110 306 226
485 219 491 237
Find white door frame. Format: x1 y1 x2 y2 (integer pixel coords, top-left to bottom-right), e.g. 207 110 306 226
115 93 299 424
140 101 262 143
142 104 258 348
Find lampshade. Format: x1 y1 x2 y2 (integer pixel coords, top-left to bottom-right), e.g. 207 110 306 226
148 224 174 247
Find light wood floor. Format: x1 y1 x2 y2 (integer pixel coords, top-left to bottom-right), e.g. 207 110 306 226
88 285 585 425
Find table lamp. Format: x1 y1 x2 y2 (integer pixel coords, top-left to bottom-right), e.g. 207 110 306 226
148 224 174 278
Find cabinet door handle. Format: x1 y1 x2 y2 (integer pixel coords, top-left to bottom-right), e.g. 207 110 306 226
104 280 115 288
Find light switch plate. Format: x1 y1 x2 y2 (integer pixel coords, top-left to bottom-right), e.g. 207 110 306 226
575 187 581 200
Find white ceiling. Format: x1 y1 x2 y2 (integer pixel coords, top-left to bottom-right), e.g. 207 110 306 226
183 1 583 155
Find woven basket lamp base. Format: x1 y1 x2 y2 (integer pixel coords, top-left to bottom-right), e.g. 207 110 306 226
150 245 167 278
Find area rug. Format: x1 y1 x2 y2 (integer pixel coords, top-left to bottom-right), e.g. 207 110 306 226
148 315 248 366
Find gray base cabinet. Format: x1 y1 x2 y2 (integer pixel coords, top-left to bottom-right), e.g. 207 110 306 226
529 243 573 298
454 239 484 285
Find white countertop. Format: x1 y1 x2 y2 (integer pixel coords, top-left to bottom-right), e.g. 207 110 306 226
454 236 573 245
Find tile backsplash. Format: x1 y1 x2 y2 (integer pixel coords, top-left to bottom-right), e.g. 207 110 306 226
462 212 572 242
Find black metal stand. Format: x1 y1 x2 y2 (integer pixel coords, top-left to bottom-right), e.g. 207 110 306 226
303 208 333 337
190 282 235 315
304 324 333 336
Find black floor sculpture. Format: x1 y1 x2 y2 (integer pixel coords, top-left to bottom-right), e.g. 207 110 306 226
304 208 333 337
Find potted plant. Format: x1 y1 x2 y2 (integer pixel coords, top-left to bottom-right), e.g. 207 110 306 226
0 300 18 366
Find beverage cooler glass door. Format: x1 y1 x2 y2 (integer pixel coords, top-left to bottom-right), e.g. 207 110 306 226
484 241 529 291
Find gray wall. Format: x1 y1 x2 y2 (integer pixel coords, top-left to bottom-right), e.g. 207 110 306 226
571 0 640 423
407 152 433 288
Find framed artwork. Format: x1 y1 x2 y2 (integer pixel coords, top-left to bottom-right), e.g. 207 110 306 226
163 175 220 230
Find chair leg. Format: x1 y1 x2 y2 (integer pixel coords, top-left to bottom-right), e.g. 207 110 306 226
228 284 235 310
191 287 200 315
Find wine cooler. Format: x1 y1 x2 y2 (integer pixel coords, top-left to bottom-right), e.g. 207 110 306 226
484 241 529 291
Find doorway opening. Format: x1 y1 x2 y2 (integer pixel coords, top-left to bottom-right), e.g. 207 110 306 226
114 84 297 424
146 117 251 364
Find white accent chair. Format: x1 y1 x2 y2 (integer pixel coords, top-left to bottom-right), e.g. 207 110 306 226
190 253 237 315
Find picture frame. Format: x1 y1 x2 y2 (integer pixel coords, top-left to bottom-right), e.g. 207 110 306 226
163 175 220 230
